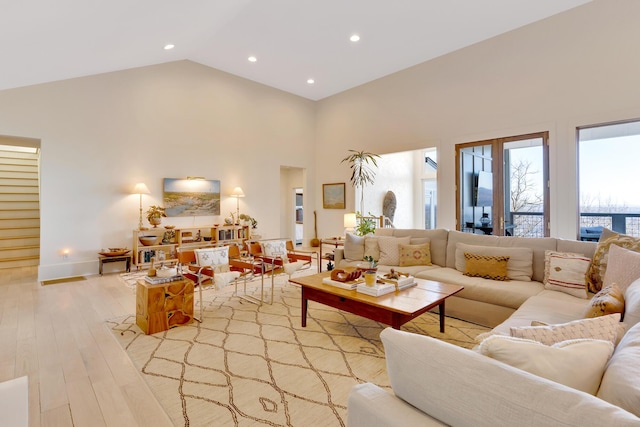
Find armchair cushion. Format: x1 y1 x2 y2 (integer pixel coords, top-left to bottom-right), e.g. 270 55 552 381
262 240 288 260
195 246 230 269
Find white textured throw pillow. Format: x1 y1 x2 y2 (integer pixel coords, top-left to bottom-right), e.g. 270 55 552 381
363 237 380 261
478 335 614 395
195 246 229 268
543 250 590 299
454 243 533 281
377 236 411 266
262 240 288 259
624 278 640 329
510 313 622 345
603 244 640 294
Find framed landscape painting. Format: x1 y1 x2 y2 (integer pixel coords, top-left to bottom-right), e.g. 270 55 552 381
163 178 220 216
323 183 345 209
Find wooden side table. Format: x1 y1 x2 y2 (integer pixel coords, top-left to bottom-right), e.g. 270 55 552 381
136 278 194 334
319 238 344 272
98 254 132 275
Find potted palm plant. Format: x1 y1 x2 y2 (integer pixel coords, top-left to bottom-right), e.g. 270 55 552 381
341 149 380 215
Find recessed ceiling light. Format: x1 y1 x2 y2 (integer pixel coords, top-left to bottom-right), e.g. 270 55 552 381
248 56 257 62
350 34 360 42
164 44 175 50
307 79 315 84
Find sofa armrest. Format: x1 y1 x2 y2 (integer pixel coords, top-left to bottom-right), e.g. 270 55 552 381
381 328 640 427
348 383 447 427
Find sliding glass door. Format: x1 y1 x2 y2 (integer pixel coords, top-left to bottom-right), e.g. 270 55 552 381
456 132 549 237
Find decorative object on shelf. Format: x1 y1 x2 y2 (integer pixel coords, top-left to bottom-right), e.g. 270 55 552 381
239 213 258 229
322 182 345 209
225 214 234 225
98 248 130 257
146 205 166 228
326 260 334 271
139 235 159 246
163 178 221 216
230 187 245 224
133 182 151 230
162 229 176 244
480 213 491 226
341 149 380 212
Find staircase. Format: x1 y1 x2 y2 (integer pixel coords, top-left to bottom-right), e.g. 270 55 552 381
0 147 40 269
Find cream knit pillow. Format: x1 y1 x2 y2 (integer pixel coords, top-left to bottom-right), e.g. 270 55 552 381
378 236 411 265
509 313 622 345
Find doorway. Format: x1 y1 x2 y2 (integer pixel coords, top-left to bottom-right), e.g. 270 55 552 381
280 166 306 244
0 137 41 268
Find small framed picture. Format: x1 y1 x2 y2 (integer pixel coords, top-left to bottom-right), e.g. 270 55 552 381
323 183 345 209
156 250 166 262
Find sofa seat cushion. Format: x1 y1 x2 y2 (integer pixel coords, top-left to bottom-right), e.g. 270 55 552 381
417 267 543 310
491 290 591 336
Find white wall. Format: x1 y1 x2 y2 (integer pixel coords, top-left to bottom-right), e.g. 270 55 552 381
0 61 316 280
314 0 640 239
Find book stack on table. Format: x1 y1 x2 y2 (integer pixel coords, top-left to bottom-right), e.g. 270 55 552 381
379 275 417 291
321 277 364 290
357 281 396 297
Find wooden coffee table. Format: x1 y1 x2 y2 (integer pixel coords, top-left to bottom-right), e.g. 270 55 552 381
290 272 463 332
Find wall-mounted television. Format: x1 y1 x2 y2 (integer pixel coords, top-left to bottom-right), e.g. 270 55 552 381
474 171 493 207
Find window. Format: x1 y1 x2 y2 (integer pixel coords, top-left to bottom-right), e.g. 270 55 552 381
578 120 640 239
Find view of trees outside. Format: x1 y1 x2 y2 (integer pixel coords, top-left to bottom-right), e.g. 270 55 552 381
579 128 640 237
507 145 544 237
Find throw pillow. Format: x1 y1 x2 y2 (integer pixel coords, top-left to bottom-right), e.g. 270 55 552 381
195 246 229 269
477 335 614 395
343 233 365 261
583 283 625 318
597 322 640 417
543 250 590 299
398 243 432 267
262 240 288 260
454 243 533 281
463 253 509 281
378 236 411 265
602 244 640 294
510 313 621 345
363 237 380 261
586 228 640 293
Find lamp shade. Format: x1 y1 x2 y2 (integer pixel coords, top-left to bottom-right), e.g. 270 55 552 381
344 213 357 228
133 183 150 195
231 187 245 198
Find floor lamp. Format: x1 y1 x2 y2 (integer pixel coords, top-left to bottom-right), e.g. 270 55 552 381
133 183 151 230
230 187 245 224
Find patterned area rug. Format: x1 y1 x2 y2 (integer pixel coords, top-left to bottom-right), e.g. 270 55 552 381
108 276 489 427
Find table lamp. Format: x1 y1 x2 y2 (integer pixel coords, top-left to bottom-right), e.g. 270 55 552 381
344 212 357 235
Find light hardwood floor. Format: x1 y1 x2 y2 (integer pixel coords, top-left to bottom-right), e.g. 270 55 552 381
0 267 173 427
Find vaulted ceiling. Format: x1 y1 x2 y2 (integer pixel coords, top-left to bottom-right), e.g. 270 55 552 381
1 0 592 100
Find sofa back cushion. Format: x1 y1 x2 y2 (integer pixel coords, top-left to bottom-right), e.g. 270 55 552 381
455 242 533 281
379 228 448 267
624 279 640 329
380 328 640 427
343 233 365 260
447 230 555 282
597 322 640 417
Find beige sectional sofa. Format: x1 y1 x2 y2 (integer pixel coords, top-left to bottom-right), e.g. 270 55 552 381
339 228 640 426
334 228 596 327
